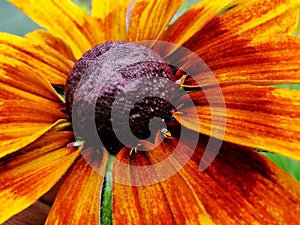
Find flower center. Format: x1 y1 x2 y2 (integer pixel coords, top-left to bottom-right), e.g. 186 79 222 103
65 41 177 154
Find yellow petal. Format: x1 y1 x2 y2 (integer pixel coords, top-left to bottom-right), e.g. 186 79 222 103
184 0 300 56
0 33 73 86
176 85 300 161
26 30 76 63
92 0 130 41
0 100 67 158
128 0 183 41
8 0 105 58
0 132 79 224
183 35 300 87
46 148 108 225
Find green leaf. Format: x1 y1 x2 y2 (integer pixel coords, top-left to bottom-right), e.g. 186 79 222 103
262 153 300 181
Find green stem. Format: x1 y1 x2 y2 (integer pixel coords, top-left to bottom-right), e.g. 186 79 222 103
101 155 115 225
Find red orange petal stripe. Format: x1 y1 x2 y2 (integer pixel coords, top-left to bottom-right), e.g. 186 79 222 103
113 145 215 224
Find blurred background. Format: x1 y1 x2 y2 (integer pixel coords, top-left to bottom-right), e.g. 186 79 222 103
0 0 299 181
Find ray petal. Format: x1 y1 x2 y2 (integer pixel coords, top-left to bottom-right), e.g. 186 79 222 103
128 0 183 41
3 200 50 225
92 0 131 41
176 85 300 160
0 100 67 158
0 33 73 86
46 148 108 225
114 136 300 224
8 0 105 58
169 137 300 224
182 35 300 87
113 146 215 225
161 0 232 47
0 56 63 103
183 0 300 56
0 132 79 224
26 30 76 62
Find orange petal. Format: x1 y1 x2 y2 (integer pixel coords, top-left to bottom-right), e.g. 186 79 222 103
26 30 76 63
161 0 232 47
128 0 183 41
183 0 300 56
0 132 79 224
0 33 73 86
8 0 105 58
0 56 63 103
113 146 215 224
0 100 67 158
183 35 300 87
92 0 130 41
173 137 300 224
189 138 300 224
46 148 108 225
113 137 300 224
176 85 300 160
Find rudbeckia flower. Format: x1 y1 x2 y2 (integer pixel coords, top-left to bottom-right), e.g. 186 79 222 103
1 0 300 224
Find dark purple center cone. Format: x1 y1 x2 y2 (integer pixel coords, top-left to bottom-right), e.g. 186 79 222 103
65 41 177 154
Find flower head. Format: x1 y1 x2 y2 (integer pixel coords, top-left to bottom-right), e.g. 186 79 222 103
1 0 300 224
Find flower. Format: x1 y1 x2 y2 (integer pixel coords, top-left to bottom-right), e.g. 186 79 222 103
1 0 300 224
